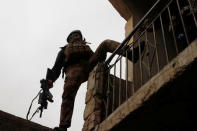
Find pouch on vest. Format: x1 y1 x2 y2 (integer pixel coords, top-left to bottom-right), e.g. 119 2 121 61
64 43 93 62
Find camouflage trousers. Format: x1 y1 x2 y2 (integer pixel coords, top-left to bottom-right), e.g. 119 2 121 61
60 64 87 127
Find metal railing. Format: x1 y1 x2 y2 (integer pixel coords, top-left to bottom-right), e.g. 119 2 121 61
104 0 197 118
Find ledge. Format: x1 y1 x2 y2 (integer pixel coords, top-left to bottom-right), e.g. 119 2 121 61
0 110 53 131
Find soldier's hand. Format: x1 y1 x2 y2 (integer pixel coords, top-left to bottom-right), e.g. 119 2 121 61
47 80 53 88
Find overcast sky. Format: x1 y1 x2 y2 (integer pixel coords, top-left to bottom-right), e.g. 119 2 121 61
0 0 125 130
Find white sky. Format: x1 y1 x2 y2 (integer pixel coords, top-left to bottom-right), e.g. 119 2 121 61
0 0 125 130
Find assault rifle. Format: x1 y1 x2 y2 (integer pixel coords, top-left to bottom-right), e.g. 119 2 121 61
38 79 54 117
26 68 54 120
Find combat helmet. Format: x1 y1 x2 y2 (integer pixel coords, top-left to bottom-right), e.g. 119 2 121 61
67 30 83 43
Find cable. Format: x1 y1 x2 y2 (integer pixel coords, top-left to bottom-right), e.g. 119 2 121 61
29 107 40 121
26 89 42 120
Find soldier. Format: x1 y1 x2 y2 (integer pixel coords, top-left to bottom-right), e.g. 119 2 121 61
46 30 143 131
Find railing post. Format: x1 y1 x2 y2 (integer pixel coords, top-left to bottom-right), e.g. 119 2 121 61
138 40 143 86
176 0 190 45
131 46 135 95
152 23 160 72
160 15 169 63
187 0 197 27
119 58 122 105
145 31 151 78
167 6 179 54
112 64 116 111
126 51 129 99
106 69 110 118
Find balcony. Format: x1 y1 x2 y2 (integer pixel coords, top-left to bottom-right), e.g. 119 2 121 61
83 0 197 131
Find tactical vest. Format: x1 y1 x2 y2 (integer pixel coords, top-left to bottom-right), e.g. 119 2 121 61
64 42 93 65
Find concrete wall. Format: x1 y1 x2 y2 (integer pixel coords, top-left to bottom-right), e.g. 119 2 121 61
82 63 106 131
0 110 52 131
109 0 132 21
109 0 157 23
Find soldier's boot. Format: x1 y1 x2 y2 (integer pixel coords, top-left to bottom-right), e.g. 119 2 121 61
54 125 67 131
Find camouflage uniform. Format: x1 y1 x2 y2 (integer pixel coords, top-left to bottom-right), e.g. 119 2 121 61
47 39 138 128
